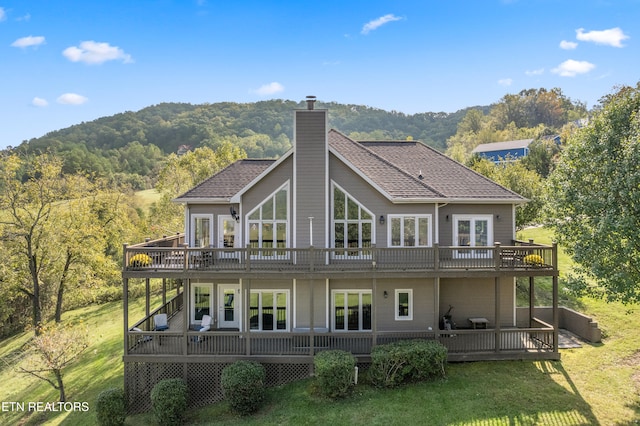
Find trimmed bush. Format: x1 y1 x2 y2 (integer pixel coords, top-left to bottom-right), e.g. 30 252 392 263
221 361 266 415
369 340 447 388
313 350 356 399
150 378 188 426
95 387 126 426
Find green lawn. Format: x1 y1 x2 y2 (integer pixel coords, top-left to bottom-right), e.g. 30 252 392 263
1 228 639 425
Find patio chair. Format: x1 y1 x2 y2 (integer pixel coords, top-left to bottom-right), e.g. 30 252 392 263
199 314 212 332
154 313 169 331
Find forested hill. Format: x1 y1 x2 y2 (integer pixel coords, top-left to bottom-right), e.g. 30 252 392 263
13 100 484 176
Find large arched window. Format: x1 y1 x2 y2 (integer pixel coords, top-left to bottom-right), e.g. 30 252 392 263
332 183 374 258
247 183 289 258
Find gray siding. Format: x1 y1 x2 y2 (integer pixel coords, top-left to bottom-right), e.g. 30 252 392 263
439 277 515 327
294 110 327 248
438 204 515 246
376 278 436 331
293 279 328 330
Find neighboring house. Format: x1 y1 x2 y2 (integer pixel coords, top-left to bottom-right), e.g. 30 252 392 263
472 139 534 163
122 98 559 411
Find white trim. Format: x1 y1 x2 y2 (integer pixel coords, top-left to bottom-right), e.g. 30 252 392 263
246 181 290 259
452 214 494 259
190 214 214 248
394 289 413 321
249 289 290 332
387 214 433 247
330 289 372 332
190 283 213 325
330 181 376 259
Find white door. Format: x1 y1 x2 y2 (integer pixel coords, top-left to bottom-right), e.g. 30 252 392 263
218 215 238 258
218 284 240 329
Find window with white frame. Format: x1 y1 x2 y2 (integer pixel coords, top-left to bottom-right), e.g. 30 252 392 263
395 289 413 321
191 214 213 248
388 215 432 247
332 290 372 331
453 214 493 258
247 183 289 257
249 290 289 331
332 184 374 258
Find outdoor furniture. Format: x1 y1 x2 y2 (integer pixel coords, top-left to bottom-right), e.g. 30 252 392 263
154 313 169 331
468 317 489 329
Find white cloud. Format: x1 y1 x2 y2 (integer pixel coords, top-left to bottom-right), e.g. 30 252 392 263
0 7 6 22
525 68 544 76
361 14 402 35
32 97 48 107
498 78 513 87
551 59 595 77
576 27 629 47
559 40 577 50
63 41 133 64
57 93 88 105
11 36 46 48
253 82 284 96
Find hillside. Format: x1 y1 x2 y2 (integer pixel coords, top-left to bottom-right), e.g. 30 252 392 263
10 100 485 180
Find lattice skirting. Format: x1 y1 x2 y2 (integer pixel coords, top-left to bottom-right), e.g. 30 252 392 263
124 361 313 414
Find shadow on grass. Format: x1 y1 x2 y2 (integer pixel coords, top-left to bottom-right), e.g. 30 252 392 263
132 360 602 426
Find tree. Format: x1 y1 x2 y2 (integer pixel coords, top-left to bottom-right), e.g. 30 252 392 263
0 153 129 332
547 83 640 303
17 322 89 402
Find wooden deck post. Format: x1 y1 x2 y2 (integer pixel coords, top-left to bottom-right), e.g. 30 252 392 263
552 242 559 353
494 277 501 353
145 278 150 317
529 276 535 327
183 279 189 356
245 278 251 356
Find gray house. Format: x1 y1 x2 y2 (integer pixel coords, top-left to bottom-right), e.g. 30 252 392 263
122 98 559 411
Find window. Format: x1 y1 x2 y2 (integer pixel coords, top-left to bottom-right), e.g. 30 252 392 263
395 289 413 321
332 184 374 258
248 184 288 258
388 215 432 247
249 290 289 331
453 215 493 258
191 214 213 248
332 290 372 331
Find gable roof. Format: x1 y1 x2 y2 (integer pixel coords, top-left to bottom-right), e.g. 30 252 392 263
329 130 523 202
174 159 275 202
472 139 534 154
175 130 525 204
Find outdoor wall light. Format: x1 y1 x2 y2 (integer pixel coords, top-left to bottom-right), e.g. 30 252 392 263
496 214 500 221
446 214 449 221
379 215 385 225
383 290 388 298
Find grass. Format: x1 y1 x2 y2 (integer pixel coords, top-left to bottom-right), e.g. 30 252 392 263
1 227 639 425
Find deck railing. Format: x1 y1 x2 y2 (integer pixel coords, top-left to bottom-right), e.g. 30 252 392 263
126 327 555 357
124 241 557 274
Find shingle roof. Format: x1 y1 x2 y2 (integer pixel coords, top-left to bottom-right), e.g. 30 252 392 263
331 130 524 201
175 130 525 203
472 139 534 154
174 159 275 201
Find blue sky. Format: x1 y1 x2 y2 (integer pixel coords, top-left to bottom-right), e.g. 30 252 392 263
2 0 638 149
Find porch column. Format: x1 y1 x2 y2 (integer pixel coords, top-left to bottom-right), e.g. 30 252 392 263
123 277 129 355
372 276 377 348
145 278 150 317
162 278 167 306
245 279 251 356
494 277 501 353
552 242 559 353
434 277 440 339
529 276 535 327
309 277 315 358
183 279 189 356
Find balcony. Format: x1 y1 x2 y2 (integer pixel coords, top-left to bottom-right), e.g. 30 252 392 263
123 234 558 278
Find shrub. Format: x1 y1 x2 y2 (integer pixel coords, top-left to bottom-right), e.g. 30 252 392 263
221 361 266 415
313 350 356 399
129 253 152 267
95 387 126 426
369 340 447 388
150 378 188 426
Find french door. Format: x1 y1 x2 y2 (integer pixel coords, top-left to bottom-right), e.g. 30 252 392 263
218 284 240 329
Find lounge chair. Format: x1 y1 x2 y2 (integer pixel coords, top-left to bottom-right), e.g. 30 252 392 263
154 313 169 331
